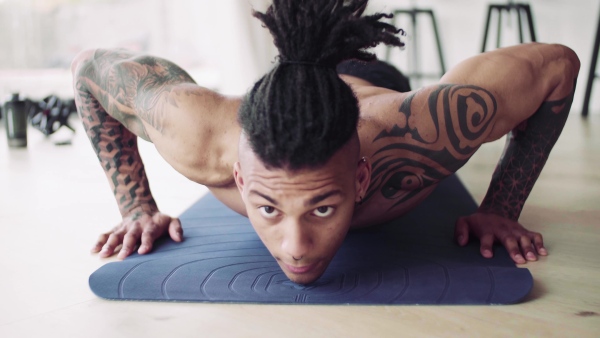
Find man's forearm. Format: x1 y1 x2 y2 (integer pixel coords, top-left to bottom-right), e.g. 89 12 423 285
75 81 157 216
478 88 575 220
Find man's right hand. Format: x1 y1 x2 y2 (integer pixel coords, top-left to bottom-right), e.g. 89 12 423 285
91 211 184 260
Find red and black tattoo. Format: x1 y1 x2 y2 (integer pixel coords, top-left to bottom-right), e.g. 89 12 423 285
74 87 157 216
72 49 195 217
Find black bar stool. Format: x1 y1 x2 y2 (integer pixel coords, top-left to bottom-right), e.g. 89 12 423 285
385 7 446 87
481 0 537 52
582 7 600 117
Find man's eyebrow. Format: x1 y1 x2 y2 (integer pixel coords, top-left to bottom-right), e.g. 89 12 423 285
306 190 344 207
249 190 278 205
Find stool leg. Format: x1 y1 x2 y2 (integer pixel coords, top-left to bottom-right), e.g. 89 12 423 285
429 10 446 74
481 5 494 52
582 8 600 117
516 6 524 43
411 11 419 87
496 7 503 49
524 5 537 42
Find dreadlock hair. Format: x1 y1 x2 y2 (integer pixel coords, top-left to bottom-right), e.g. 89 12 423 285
238 0 404 170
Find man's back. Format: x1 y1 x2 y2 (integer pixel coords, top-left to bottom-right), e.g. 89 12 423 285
71 42 578 229
72 24 577 275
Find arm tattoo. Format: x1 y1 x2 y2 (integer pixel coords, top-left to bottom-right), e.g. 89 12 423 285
78 49 196 137
73 49 197 216
74 83 157 216
478 88 575 220
366 85 497 210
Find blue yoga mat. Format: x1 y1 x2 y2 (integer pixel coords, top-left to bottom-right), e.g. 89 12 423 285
89 175 533 305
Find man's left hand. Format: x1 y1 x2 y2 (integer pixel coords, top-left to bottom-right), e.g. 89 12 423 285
454 212 548 264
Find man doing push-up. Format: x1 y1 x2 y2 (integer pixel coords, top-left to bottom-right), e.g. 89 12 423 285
72 0 579 284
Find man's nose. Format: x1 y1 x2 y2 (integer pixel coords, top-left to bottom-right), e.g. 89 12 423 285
281 220 312 261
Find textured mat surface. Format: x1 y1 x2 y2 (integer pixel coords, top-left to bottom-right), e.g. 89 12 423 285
89 175 533 305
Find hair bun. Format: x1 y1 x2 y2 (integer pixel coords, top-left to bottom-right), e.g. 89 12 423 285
253 0 404 67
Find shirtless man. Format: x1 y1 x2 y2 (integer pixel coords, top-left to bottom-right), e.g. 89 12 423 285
72 0 579 284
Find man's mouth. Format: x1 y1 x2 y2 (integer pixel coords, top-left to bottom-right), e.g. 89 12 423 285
284 262 316 275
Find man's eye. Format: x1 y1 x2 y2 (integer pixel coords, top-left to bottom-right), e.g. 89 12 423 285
313 206 334 218
259 206 279 219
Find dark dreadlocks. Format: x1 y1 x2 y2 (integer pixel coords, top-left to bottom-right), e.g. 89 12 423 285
238 0 404 170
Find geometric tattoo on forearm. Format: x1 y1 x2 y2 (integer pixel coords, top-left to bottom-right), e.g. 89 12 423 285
74 86 157 216
478 90 574 220
72 49 196 217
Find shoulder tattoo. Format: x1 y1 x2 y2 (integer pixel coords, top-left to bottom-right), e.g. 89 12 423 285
366 84 497 209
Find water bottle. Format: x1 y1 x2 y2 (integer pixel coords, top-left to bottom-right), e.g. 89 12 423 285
4 93 28 148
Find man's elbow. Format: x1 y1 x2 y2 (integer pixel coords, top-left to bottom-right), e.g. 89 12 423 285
544 44 580 100
71 49 96 77
556 44 581 80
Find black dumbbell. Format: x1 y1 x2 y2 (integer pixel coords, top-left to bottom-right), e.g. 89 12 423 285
29 95 77 136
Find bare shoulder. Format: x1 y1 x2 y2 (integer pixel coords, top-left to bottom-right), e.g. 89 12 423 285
149 84 242 187
354 85 496 224
353 43 579 224
439 43 579 138
72 48 242 186
358 83 497 170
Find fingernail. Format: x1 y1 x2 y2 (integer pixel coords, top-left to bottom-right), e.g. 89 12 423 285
539 248 548 255
526 252 537 261
516 254 525 262
458 235 464 243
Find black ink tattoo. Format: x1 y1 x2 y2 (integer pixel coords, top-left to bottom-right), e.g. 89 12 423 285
73 49 198 217
479 88 575 220
78 49 196 137
74 78 157 216
367 85 497 210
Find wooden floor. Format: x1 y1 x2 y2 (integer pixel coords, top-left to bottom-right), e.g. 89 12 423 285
0 112 598 337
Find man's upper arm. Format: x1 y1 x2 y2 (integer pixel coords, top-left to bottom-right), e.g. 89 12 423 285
368 84 498 190
74 49 201 139
438 43 577 140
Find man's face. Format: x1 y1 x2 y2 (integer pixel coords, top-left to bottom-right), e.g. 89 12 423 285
234 136 370 284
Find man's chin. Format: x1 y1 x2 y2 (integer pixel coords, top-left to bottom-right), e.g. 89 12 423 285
279 261 328 285
284 271 323 285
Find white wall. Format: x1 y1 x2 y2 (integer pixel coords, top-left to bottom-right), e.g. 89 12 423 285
0 0 276 99
0 0 598 114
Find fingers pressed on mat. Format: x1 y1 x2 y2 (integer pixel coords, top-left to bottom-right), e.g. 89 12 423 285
479 234 494 258
454 218 469 246
169 218 184 242
119 230 142 259
138 229 157 254
519 236 537 261
504 237 526 264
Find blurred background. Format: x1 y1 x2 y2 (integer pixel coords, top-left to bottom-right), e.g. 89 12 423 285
0 0 598 114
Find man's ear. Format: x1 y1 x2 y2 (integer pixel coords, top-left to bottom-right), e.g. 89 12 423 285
233 162 245 195
355 157 371 203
